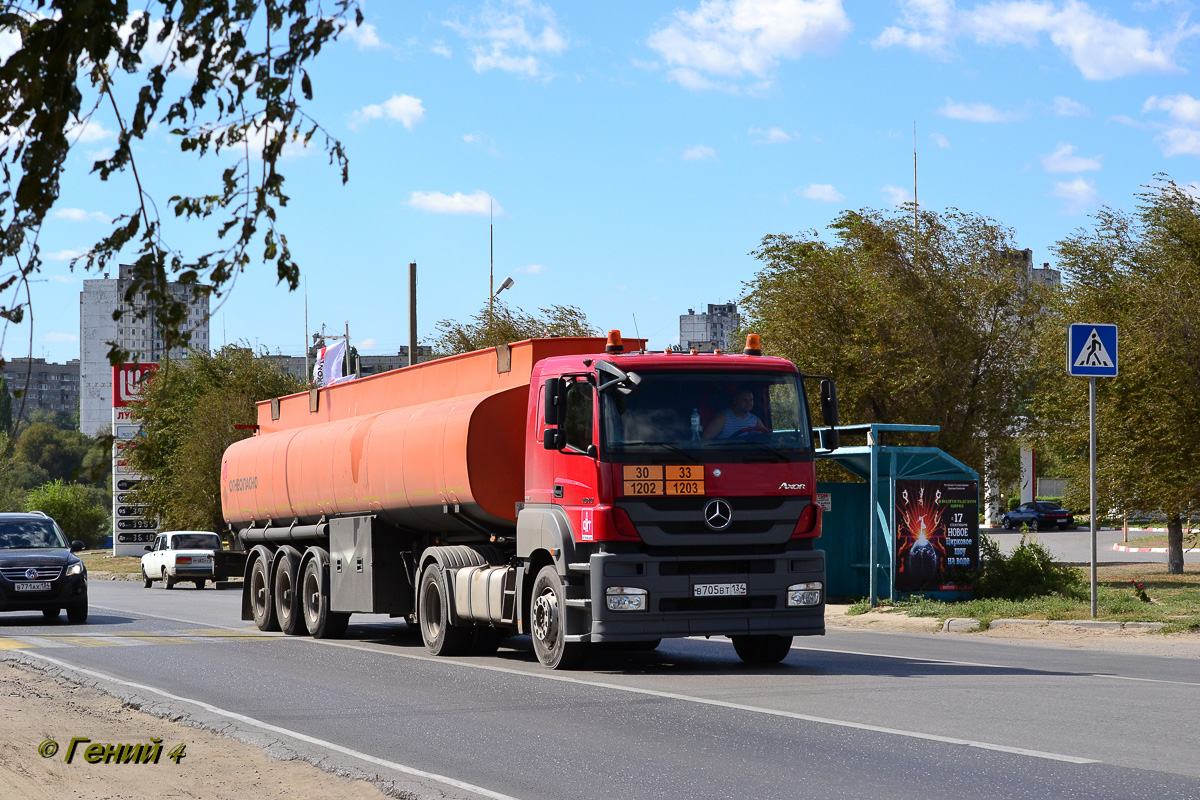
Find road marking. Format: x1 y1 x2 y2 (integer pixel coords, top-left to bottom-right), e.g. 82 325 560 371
16 651 522 800
0 630 272 649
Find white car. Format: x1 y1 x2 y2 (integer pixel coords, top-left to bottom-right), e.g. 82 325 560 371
140 531 222 589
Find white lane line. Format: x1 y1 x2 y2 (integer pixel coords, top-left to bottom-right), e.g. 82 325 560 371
17 651 522 800
89 602 1113 762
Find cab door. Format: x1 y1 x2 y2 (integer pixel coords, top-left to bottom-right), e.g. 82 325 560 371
552 377 600 543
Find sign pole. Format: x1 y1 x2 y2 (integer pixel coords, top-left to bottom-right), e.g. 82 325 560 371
1089 376 1097 618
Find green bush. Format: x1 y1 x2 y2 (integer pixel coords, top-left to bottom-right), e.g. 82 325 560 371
974 534 1085 600
24 479 108 547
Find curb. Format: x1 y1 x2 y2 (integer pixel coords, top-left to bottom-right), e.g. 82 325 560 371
1113 543 1170 553
987 618 1166 631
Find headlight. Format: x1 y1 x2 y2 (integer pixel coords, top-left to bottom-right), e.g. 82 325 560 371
66 562 85 577
605 586 648 612
787 581 822 607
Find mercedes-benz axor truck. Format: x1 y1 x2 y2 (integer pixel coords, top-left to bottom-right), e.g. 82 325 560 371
221 332 839 669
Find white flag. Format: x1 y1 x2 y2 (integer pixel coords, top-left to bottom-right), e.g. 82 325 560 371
313 339 347 387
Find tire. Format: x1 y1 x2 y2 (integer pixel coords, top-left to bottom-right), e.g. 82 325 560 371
194 579 205 589
273 547 304 636
301 552 349 639
731 634 793 665
417 563 473 657
1002 517 1014 530
530 565 587 670
249 554 280 632
41 608 59 621
66 602 88 624
1030 519 1040 532
162 568 175 590
141 567 153 588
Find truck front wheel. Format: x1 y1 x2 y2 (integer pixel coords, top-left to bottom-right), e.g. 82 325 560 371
250 555 280 632
418 564 472 657
731 634 793 665
530 566 587 670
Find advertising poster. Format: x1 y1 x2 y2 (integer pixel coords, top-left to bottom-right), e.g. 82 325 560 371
894 479 979 593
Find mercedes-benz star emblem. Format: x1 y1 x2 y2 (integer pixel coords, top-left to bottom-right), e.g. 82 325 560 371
24 568 38 580
703 499 732 531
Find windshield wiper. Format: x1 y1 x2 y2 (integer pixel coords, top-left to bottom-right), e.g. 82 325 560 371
621 441 701 462
705 440 791 462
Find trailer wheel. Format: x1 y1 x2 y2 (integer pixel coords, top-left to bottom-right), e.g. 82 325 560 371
274 547 304 635
249 554 280 632
731 635 793 665
301 553 348 639
530 566 587 670
417 564 472 657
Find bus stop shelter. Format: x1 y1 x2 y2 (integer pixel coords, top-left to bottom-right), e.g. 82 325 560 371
816 424 980 605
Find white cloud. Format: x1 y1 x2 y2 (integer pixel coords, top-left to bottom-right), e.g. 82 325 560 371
67 120 115 144
516 263 545 274
749 126 793 143
44 332 78 343
646 0 852 91
49 275 77 284
875 1 1198 80
345 22 383 50
52 208 111 224
45 248 88 261
931 132 950 148
1158 127 1200 157
938 99 1018 123
1053 95 1089 116
799 183 844 202
406 190 499 215
1041 143 1101 172
351 94 426 131
682 144 717 161
1143 94 1200 125
445 0 568 78
432 40 452 58
1051 177 1100 213
882 184 913 205
356 337 378 349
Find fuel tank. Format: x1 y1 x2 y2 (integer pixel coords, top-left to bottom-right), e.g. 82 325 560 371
220 336 643 533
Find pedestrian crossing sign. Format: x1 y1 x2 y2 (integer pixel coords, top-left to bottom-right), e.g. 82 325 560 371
1068 323 1118 377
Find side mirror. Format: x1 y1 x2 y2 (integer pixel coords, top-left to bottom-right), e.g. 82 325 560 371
543 377 567 427
543 428 565 451
820 379 839 451
71 540 85 552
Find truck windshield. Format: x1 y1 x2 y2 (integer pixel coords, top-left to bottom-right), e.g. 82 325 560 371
600 371 811 461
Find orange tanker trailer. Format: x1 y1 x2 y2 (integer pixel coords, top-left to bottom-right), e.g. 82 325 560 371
222 332 838 669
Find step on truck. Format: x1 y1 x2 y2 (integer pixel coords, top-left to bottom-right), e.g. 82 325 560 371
221 331 839 669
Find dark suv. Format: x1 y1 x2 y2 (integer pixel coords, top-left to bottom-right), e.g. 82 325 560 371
0 512 88 623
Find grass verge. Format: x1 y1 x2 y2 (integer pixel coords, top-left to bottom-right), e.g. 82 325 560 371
79 551 144 578
860 564 1199 633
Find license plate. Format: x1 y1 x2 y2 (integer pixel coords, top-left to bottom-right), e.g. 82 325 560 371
14 582 51 592
192 556 211 564
693 582 747 597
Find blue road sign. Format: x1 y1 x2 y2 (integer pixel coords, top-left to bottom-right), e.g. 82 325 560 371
1068 323 1118 377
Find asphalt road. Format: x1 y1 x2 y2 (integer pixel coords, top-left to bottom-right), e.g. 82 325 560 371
3 581 1199 800
987 527 1200 564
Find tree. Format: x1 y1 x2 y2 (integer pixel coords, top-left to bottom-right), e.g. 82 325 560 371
432 300 599 357
1029 179 1200 574
0 1 361 366
739 207 1047 488
13 421 91 482
25 479 108 546
126 345 304 536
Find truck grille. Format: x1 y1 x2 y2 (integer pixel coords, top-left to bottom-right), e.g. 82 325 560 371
616 496 809 547
1 566 63 581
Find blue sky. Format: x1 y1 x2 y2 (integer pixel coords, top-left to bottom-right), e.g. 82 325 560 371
6 0 1200 363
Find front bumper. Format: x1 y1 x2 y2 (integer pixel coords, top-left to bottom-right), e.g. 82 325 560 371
0 573 88 611
583 548 825 641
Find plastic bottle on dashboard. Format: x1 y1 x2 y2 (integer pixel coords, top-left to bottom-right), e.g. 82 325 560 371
690 408 701 442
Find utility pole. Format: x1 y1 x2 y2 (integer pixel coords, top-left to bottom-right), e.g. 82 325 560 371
913 121 918 238
488 200 494 321
408 261 418 367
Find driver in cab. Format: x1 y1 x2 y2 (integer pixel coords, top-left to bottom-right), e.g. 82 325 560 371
702 388 767 440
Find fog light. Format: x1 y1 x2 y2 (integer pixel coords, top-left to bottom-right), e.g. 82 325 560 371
787 582 822 607
606 586 648 612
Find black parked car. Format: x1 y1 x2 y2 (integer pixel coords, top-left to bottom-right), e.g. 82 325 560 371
1001 501 1075 531
0 512 88 623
